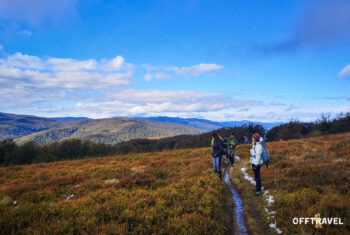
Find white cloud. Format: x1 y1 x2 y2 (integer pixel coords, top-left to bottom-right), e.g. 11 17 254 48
0 52 134 113
144 74 153 81
129 102 226 113
108 89 224 103
143 72 170 81
167 63 224 77
1 52 45 69
142 64 158 71
105 55 125 71
339 64 350 78
48 58 97 71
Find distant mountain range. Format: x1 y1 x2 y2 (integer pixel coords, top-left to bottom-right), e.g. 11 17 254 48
0 112 284 144
137 116 284 131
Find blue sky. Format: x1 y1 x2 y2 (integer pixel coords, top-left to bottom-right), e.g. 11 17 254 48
0 0 350 121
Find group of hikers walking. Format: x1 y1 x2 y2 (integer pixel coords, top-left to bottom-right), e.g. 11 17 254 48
211 132 269 195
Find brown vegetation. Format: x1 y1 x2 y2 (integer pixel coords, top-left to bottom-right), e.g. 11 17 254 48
234 132 350 234
0 148 228 234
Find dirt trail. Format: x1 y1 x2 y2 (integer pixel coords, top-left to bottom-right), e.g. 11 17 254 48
223 164 250 235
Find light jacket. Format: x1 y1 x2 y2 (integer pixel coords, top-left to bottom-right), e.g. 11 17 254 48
250 142 263 166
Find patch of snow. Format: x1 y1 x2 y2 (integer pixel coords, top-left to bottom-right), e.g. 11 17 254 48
264 193 282 233
266 195 274 207
270 220 283 234
235 156 240 161
75 184 80 188
66 194 74 201
13 200 17 205
240 167 256 185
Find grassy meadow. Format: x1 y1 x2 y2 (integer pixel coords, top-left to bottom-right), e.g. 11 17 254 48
0 148 228 234
234 132 350 234
1 132 350 234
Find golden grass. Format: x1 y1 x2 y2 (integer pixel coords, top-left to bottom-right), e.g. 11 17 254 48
235 132 350 234
0 148 228 234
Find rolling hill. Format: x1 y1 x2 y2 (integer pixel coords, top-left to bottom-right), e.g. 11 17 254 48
0 112 282 145
0 112 63 140
15 118 203 145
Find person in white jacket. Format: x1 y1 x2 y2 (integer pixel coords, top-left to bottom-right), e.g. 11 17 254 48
250 133 263 195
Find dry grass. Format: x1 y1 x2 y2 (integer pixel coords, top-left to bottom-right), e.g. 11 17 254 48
235 132 350 234
0 148 228 234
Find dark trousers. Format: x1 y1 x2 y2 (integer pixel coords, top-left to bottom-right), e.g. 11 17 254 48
252 164 261 192
227 149 235 165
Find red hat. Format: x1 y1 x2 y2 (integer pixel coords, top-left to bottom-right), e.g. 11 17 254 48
252 133 261 140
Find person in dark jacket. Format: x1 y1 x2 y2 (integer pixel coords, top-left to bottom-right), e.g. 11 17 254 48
211 133 223 178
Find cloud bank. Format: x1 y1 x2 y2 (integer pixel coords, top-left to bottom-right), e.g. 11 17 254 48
0 51 236 118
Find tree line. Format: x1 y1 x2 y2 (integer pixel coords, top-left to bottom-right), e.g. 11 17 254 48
266 112 350 141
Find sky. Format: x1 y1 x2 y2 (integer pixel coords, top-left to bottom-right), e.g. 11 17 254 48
0 0 350 122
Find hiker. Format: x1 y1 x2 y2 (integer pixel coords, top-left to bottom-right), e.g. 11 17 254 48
244 136 249 144
226 133 238 165
211 133 223 178
211 134 223 146
250 133 263 195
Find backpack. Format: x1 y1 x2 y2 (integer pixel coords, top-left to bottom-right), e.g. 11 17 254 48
260 141 270 167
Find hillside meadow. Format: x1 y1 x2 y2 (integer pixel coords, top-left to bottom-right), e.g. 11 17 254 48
0 148 228 234
1 132 350 234
234 132 350 234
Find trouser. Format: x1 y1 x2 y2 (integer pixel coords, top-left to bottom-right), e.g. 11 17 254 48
212 156 222 177
227 149 235 165
252 164 262 192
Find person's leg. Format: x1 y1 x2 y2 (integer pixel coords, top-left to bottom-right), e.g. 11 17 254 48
254 166 261 192
212 157 216 172
228 149 234 165
232 149 236 164
252 165 261 192
217 156 222 177
257 165 261 191
227 149 231 164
